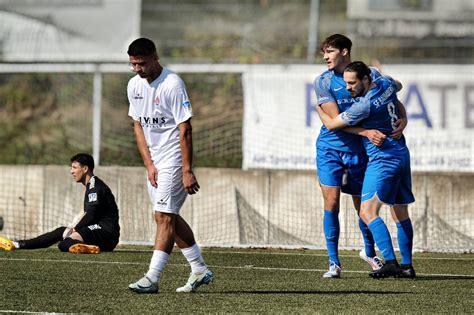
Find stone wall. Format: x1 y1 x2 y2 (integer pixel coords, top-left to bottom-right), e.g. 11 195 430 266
0 166 472 252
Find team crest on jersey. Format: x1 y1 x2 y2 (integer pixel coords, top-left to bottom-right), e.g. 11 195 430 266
182 101 191 108
89 177 95 189
154 96 160 105
88 193 97 202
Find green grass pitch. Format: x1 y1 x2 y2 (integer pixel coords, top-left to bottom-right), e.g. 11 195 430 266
1 247 472 313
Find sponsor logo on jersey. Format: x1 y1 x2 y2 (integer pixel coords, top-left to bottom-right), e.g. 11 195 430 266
139 116 166 127
337 97 356 105
88 193 97 202
182 100 191 108
133 93 143 99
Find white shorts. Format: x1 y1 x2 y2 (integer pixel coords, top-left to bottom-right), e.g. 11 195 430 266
147 166 187 214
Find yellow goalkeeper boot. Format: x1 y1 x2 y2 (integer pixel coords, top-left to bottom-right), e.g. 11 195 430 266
69 243 100 254
0 235 15 250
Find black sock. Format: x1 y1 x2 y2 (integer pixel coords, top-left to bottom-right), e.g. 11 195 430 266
58 237 82 252
19 227 67 249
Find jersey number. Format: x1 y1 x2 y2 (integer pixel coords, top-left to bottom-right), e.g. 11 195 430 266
387 102 398 130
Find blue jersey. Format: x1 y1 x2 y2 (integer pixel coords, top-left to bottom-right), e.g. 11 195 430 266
314 67 382 153
340 77 408 159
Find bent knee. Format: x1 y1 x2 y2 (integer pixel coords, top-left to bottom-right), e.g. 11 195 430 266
62 227 73 239
58 238 79 252
359 211 373 225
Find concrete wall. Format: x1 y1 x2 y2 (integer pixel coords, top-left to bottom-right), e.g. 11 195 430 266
0 166 472 252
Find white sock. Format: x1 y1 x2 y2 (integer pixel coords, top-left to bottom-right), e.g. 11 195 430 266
181 244 207 274
146 250 169 283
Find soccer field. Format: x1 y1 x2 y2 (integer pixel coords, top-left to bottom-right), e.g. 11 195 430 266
1 247 472 313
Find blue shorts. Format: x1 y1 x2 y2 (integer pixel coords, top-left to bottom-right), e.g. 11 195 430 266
316 146 368 196
361 152 415 205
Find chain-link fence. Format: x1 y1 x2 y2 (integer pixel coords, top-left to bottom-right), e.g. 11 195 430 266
0 69 243 167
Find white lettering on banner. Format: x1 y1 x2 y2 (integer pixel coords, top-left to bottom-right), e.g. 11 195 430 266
242 65 474 172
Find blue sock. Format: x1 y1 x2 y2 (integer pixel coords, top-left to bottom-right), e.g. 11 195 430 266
368 217 396 261
323 210 340 266
396 218 414 265
358 218 376 258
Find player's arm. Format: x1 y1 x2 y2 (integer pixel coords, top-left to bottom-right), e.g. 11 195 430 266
319 101 340 119
74 211 95 230
319 102 385 145
74 200 100 229
178 119 200 195
74 183 103 229
317 96 387 145
319 101 363 131
316 105 348 130
344 127 386 146
392 100 407 139
133 121 157 187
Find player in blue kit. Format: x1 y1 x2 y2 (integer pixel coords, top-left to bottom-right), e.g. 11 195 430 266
314 34 407 278
316 61 416 278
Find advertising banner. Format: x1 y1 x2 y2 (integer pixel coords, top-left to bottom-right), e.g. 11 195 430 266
243 65 474 172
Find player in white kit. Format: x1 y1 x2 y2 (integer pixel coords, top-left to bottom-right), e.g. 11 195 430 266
127 38 214 294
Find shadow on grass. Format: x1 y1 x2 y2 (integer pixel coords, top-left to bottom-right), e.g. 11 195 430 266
208 290 410 295
414 275 474 281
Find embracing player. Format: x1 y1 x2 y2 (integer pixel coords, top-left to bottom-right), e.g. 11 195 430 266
313 34 413 278
316 61 416 278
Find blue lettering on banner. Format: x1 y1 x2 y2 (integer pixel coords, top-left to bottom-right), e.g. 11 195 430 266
428 84 456 128
403 84 433 128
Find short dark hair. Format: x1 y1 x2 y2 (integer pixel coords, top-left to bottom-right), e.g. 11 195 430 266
344 61 372 83
321 34 352 54
127 38 157 56
70 153 94 171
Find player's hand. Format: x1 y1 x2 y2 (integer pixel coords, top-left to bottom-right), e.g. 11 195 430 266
366 129 386 146
183 170 200 195
146 164 158 188
392 118 407 139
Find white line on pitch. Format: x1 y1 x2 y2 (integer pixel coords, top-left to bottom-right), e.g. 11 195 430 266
0 311 64 314
203 250 474 261
115 248 474 261
1 257 473 278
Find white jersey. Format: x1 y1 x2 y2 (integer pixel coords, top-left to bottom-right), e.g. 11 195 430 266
128 68 193 168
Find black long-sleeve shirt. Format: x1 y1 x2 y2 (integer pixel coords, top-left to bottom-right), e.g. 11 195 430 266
75 176 120 237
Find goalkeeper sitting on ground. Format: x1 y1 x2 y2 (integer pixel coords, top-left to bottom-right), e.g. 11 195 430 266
0 153 120 254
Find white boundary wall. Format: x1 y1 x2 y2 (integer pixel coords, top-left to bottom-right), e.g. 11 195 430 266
0 166 472 253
